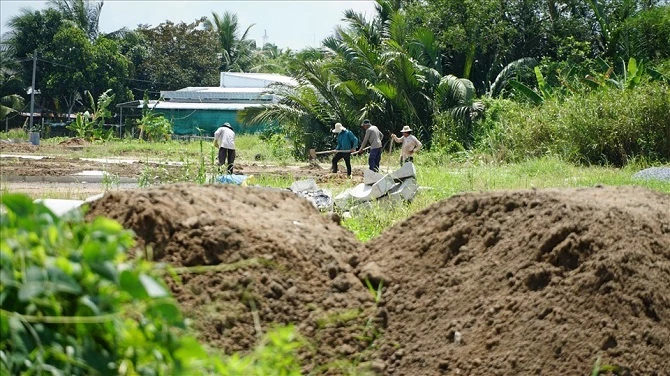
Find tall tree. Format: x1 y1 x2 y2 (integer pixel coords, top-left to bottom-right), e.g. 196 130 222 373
47 0 103 41
137 18 219 91
205 11 256 72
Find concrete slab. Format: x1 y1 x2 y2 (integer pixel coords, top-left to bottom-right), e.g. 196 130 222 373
390 162 416 180
290 179 318 192
364 169 386 185
0 175 137 183
388 177 418 201
370 175 396 199
79 157 137 164
34 199 84 217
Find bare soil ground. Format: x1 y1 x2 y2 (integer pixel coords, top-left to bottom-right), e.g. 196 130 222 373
361 186 670 375
86 184 381 374
6 140 670 375
0 141 364 185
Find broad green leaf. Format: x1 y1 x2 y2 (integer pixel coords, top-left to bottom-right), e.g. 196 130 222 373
509 80 543 105
18 283 45 301
119 270 148 299
148 301 184 327
139 274 168 298
0 194 35 218
90 261 118 283
174 336 207 361
47 267 82 295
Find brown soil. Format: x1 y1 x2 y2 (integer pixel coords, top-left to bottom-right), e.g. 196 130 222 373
86 184 380 373
0 156 154 177
0 141 39 153
58 137 90 146
360 186 670 375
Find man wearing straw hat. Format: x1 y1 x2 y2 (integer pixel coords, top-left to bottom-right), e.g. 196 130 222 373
391 125 422 166
331 122 359 178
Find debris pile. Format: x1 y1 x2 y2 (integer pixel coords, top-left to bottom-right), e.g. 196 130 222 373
288 179 333 211
335 162 418 211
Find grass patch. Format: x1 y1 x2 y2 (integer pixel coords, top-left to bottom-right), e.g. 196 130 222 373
315 309 363 329
342 156 670 241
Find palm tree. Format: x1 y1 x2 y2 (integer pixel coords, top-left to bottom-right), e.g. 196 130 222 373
205 11 256 72
0 44 26 125
48 0 103 41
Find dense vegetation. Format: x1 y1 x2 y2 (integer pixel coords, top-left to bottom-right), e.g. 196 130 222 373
1 0 669 164
0 194 303 375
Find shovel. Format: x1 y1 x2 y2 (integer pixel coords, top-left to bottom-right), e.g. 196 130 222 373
308 147 370 160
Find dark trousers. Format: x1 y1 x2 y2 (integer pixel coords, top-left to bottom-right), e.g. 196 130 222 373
331 152 352 176
401 156 414 166
218 147 235 174
369 147 382 172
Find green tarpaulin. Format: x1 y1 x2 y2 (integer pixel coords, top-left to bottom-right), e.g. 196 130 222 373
156 109 267 135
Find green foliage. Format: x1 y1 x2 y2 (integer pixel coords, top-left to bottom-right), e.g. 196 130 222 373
66 89 115 140
137 92 173 141
0 194 203 375
213 326 303 376
477 81 670 165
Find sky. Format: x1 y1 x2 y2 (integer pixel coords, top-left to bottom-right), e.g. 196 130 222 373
0 0 378 50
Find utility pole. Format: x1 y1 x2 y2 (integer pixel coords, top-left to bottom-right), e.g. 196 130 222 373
29 50 37 131
262 29 269 47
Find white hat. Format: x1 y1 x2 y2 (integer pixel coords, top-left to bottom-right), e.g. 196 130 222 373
401 125 412 133
332 122 345 133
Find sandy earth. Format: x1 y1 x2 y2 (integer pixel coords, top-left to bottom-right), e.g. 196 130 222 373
83 183 670 375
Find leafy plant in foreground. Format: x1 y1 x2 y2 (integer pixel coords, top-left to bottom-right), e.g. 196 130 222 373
0 194 205 375
0 193 305 375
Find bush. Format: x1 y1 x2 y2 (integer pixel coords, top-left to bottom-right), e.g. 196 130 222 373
476 81 670 166
0 194 303 375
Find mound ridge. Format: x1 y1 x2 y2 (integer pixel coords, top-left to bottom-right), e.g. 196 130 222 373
86 184 378 373
361 186 670 375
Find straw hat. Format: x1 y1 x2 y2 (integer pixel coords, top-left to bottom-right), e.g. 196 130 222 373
400 125 412 133
332 122 345 133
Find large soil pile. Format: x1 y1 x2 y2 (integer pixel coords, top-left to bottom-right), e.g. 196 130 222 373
86 184 379 373
360 186 670 375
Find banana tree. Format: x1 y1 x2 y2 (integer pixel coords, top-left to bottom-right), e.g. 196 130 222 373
508 66 554 105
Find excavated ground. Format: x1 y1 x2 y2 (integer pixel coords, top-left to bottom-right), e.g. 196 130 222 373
86 184 381 374
84 183 670 375
360 186 670 375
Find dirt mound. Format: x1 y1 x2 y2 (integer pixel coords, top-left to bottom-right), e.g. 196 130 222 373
361 186 670 375
86 184 379 373
58 137 89 146
0 141 38 153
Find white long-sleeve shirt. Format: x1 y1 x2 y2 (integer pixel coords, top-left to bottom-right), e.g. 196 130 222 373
214 126 235 149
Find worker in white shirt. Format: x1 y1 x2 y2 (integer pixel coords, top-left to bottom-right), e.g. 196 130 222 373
391 125 422 166
213 122 236 174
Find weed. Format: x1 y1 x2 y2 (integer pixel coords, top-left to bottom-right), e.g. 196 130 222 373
315 309 362 329
365 278 384 304
101 171 120 190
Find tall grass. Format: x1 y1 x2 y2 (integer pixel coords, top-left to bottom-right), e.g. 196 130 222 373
475 82 670 166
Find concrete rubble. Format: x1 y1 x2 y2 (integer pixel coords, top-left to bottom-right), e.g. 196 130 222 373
335 162 419 211
289 179 333 211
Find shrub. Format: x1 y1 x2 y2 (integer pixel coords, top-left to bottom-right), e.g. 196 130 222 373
476 81 670 166
0 194 303 375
